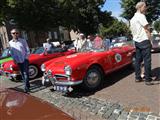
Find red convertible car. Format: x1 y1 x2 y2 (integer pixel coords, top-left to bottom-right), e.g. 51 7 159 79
41 45 135 93
1 46 75 80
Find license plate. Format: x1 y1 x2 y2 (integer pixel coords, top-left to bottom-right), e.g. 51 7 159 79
54 85 68 92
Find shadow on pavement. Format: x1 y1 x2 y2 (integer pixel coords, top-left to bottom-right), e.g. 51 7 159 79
152 67 160 81
10 79 52 93
64 67 134 98
64 67 160 98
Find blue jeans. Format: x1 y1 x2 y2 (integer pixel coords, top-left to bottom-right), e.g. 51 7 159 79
135 40 152 81
18 59 30 91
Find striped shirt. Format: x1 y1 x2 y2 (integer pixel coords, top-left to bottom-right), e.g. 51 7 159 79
9 38 30 63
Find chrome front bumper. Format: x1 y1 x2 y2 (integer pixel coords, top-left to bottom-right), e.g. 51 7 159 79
42 73 83 86
1 71 20 79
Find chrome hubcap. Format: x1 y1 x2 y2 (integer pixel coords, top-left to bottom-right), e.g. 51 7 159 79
87 72 99 86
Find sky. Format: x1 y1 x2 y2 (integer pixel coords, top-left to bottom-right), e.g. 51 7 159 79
101 0 123 20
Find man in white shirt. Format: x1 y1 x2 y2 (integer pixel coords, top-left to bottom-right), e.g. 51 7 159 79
9 28 30 92
130 2 152 85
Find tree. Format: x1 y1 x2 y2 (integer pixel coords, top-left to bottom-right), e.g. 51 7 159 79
0 0 9 25
0 0 113 35
99 18 131 38
120 0 160 23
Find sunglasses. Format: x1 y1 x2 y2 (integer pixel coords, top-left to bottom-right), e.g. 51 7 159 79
11 32 19 35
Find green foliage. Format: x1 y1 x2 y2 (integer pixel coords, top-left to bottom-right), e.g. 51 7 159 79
154 20 160 32
99 19 131 38
120 0 160 23
0 0 113 34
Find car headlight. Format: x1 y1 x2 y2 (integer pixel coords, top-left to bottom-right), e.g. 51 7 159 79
9 65 13 70
158 42 160 46
41 64 46 72
64 65 72 75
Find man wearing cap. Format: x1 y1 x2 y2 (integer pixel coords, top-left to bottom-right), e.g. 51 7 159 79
9 28 30 92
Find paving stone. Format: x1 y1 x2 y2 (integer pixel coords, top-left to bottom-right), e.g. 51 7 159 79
102 108 113 119
157 118 160 120
31 88 160 120
117 115 128 120
146 115 157 120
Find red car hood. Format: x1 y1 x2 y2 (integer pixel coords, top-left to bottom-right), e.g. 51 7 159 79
0 88 74 120
45 52 100 71
29 54 44 61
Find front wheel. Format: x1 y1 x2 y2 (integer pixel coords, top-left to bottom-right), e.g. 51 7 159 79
29 65 39 79
82 66 103 91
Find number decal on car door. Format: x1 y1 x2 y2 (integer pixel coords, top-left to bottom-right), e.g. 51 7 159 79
115 53 122 63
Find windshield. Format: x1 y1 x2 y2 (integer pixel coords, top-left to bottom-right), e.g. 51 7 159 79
80 41 106 52
32 47 44 54
80 47 106 52
32 46 67 54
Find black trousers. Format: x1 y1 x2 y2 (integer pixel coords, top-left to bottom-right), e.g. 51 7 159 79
135 40 152 81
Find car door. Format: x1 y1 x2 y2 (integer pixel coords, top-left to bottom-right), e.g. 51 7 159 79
109 47 128 70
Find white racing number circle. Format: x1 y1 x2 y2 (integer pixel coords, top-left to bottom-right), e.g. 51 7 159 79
115 53 122 63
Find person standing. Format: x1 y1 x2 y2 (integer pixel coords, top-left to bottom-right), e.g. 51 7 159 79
9 28 30 92
130 2 153 85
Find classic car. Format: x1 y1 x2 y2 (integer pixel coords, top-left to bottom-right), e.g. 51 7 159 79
0 88 74 120
0 48 12 64
151 34 160 52
111 36 133 47
41 44 135 93
1 46 76 80
0 48 12 75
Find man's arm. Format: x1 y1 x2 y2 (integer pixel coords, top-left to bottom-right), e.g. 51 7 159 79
22 39 30 56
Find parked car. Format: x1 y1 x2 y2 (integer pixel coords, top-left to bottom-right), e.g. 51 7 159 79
0 88 74 120
111 36 133 47
0 48 12 64
1 46 76 80
151 35 160 52
0 48 12 75
41 44 135 93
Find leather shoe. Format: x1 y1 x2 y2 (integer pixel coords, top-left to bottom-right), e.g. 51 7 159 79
24 89 30 93
135 78 143 82
145 81 153 85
